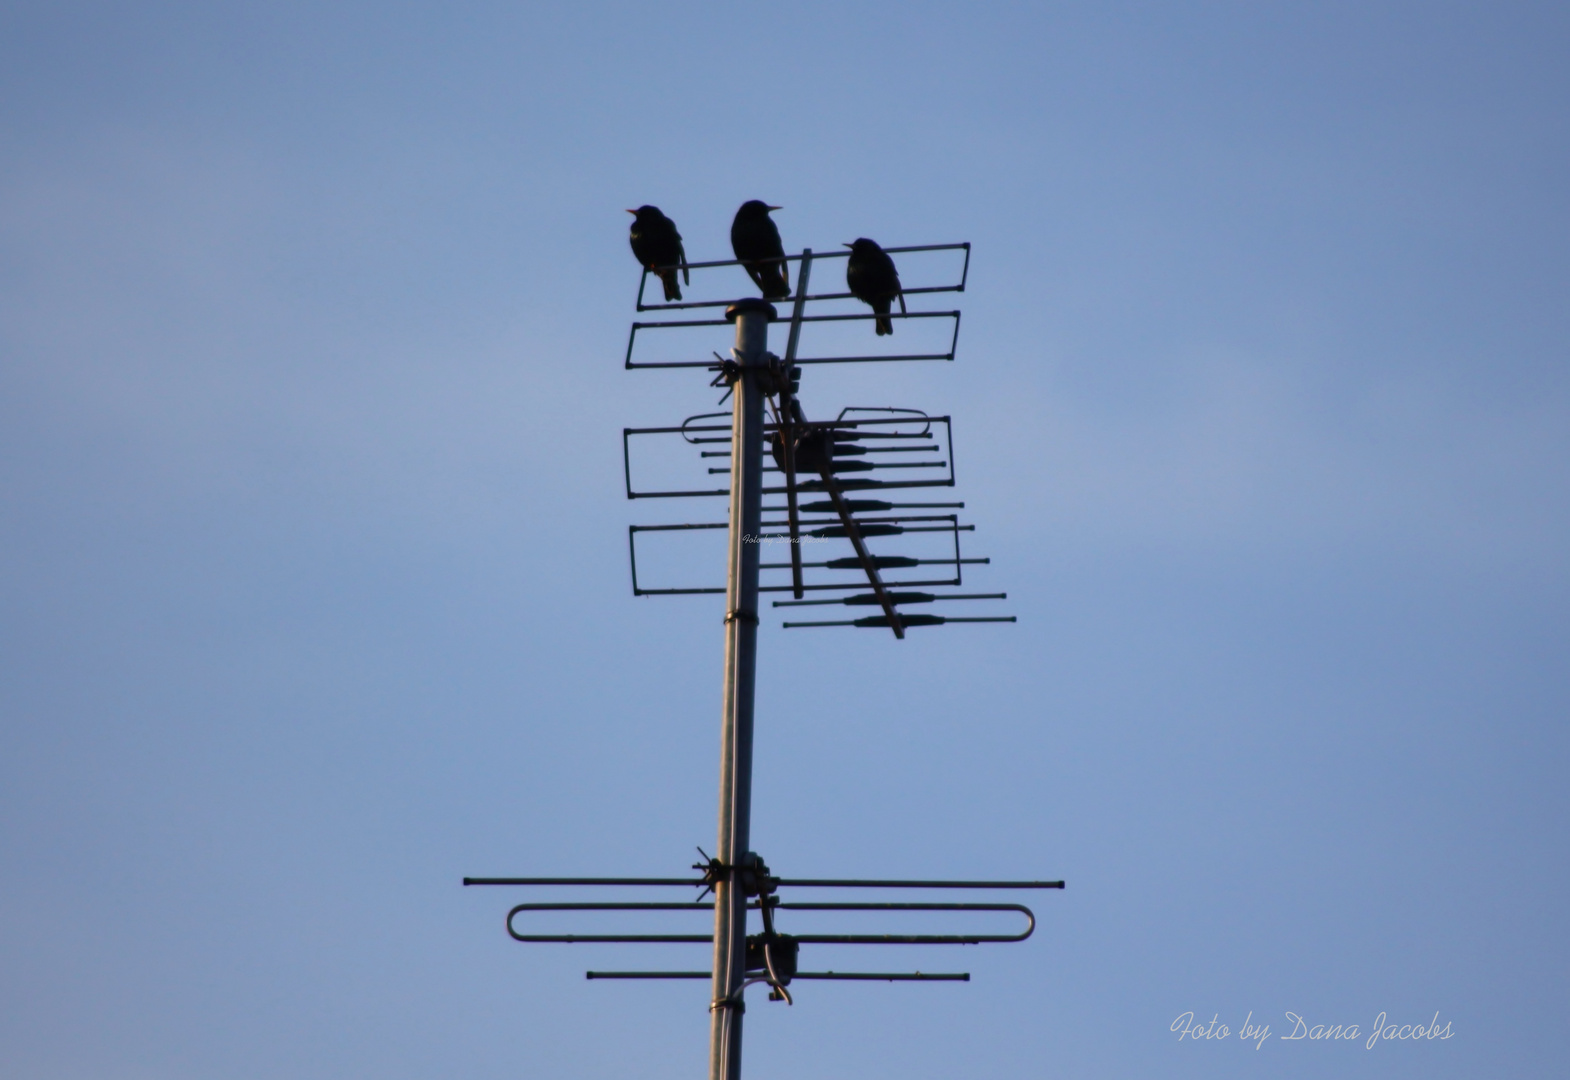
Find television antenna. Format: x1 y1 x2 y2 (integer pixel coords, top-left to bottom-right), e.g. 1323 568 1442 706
468 238 1062 1080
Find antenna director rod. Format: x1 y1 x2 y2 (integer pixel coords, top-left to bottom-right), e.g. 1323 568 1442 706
711 298 772 1080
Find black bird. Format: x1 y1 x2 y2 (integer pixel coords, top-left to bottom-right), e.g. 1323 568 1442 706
730 200 791 299
627 205 688 301
844 237 905 335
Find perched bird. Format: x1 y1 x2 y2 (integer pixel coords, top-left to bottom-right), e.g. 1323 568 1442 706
844 237 905 335
627 205 688 301
730 200 791 299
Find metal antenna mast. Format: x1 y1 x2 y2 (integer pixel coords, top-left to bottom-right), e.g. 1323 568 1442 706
710 299 772 1080
465 234 1061 1080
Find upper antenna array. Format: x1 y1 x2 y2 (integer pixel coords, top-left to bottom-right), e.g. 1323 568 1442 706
625 243 1012 635
626 243 970 368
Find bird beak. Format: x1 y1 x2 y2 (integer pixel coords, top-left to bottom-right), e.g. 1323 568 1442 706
626 209 637 214
842 242 854 248
767 206 783 212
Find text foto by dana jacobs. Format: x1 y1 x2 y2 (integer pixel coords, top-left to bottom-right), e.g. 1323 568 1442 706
1171 1010 1455 1049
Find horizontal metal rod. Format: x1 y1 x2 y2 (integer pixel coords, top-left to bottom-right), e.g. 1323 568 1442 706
777 432 939 442
760 577 964 593
511 902 1033 943
759 558 987 570
842 445 940 454
629 477 959 498
505 901 711 942
509 901 710 911
792 352 953 366
625 415 951 437
633 575 978 598
507 899 1038 912
508 899 1036 912
762 513 959 523
854 525 966 534
780 479 953 494
632 309 956 332
629 522 728 533
777 879 1064 889
788 935 1009 945
772 592 1007 608
757 514 963 527
795 971 970 981
759 461 947 472
773 900 1030 912
702 445 937 457
783 615 1017 628
630 317 731 329
626 487 731 499
815 432 939 440
753 525 972 538
631 587 726 596
638 284 962 313
764 902 1036 943
635 241 967 273
580 920 1025 940
626 353 953 370
469 876 1062 890
465 877 701 887
792 310 956 325
586 971 971 981
715 461 946 475
511 934 713 943
635 578 966 597
763 501 964 512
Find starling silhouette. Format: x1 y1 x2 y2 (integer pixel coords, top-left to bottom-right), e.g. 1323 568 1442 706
627 205 688 301
730 200 791 299
844 237 905 335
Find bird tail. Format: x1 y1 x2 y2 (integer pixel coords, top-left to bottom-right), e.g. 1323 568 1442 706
874 298 894 336
766 262 791 299
660 269 682 302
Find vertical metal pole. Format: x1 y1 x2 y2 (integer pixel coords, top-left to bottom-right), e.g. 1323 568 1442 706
780 251 812 598
709 298 773 1080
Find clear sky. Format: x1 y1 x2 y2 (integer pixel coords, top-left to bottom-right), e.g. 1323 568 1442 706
2 3 1565 1078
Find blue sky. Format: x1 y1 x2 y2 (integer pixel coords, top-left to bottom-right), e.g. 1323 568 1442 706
2 3 1566 1078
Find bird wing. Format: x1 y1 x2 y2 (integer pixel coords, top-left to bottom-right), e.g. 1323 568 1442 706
678 238 689 284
